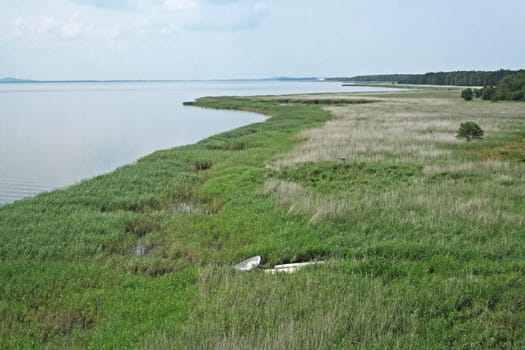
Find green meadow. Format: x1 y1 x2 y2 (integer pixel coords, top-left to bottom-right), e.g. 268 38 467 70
1 88 525 348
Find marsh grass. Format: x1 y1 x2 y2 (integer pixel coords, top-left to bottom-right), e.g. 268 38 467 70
151 94 524 348
272 97 525 166
1 92 525 348
265 94 525 229
145 263 525 349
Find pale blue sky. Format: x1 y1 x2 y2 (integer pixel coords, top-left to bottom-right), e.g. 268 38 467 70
1 0 524 80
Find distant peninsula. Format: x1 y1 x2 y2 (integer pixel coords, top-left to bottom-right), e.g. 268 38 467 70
0 77 33 83
0 76 322 84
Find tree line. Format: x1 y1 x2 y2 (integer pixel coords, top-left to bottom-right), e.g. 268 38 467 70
342 69 524 87
332 74 418 83
398 70 523 86
462 72 525 101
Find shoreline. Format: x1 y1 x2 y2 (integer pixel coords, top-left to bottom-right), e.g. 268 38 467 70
0 104 267 206
0 81 400 206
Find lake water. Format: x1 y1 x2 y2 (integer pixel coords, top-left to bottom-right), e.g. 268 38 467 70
0 80 389 204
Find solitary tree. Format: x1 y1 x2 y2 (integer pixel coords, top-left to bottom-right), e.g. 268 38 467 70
456 121 484 142
461 88 473 101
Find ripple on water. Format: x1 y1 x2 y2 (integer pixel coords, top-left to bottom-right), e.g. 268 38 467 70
0 179 62 205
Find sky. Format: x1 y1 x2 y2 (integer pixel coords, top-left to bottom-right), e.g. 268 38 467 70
1 0 524 80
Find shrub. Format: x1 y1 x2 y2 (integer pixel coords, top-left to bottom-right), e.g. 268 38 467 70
461 88 473 101
474 89 482 98
456 121 484 142
481 86 496 101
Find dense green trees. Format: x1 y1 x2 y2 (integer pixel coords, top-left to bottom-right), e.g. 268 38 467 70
473 88 482 98
337 74 418 83
345 70 524 87
451 73 525 102
339 69 525 102
490 72 525 101
457 73 525 102
480 86 496 101
398 70 522 86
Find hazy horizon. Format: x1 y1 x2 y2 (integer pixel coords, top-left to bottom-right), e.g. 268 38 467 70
0 76 321 81
1 0 524 81
2 70 525 83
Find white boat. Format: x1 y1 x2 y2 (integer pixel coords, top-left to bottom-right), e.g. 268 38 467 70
233 256 261 271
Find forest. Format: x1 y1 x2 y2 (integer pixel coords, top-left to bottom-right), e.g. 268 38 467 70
330 74 418 83
398 70 522 86
461 72 525 101
489 71 525 101
343 69 524 87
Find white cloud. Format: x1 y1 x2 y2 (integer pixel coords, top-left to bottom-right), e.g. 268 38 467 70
135 17 180 36
9 12 94 42
253 2 270 12
11 17 28 37
38 12 94 40
162 0 198 11
184 1 269 31
71 0 138 11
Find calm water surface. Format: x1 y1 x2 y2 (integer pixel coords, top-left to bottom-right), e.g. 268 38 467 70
0 80 389 204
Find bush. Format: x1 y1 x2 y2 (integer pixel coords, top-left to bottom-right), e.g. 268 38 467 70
481 86 496 101
474 89 482 98
456 121 484 142
461 88 473 101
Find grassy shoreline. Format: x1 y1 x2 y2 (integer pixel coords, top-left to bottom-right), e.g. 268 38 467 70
1 89 525 348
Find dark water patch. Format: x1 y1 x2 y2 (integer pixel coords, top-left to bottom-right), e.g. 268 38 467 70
194 160 212 171
133 242 154 256
125 219 161 238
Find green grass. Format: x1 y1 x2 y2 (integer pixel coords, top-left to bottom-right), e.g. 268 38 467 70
272 161 421 195
1 92 525 348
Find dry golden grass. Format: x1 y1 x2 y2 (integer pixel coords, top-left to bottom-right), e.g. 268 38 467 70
271 96 524 166
264 93 525 227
